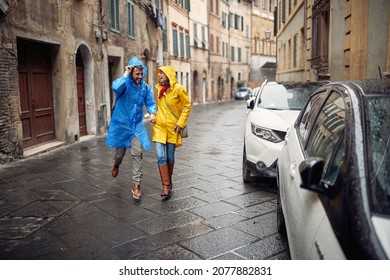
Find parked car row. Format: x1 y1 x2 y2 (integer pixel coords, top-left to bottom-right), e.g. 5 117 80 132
242 79 390 260
234 87 253 100
242 80 327 182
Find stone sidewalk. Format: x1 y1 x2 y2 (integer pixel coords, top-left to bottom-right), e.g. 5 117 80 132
0 100 290 260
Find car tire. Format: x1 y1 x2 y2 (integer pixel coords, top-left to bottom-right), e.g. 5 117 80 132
242 147 255 183
276 188 287 235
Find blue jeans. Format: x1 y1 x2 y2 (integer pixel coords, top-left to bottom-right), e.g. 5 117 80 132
155 142 176 166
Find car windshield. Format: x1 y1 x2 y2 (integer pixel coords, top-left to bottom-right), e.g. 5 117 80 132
365 96 390 216
257 83 316 110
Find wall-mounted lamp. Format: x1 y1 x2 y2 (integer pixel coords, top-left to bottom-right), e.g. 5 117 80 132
265 30 271 40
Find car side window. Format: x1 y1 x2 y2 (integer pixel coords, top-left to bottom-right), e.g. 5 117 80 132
298 90 328 145
306 92 346 183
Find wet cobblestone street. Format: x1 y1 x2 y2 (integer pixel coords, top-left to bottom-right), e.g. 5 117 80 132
0 100 290 260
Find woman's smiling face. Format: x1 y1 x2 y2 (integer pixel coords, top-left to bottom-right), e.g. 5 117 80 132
157 70 169 85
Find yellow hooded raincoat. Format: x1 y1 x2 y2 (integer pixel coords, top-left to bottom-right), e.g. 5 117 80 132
152 66 191 147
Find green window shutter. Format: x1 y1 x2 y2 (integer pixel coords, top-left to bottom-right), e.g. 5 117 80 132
180 32 184 58
173 29 178 56
185 34 191 58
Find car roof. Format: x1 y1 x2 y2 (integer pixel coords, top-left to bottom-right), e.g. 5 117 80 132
326 79 390 96
253 80 329 91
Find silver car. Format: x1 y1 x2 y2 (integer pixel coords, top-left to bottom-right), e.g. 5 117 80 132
277 79 390 259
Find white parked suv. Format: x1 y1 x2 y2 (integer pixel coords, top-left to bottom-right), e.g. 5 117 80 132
242 80 326 183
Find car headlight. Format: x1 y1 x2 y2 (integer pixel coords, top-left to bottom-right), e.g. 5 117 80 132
251 122 283 143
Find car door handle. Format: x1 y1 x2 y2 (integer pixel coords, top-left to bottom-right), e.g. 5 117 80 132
289 162 296 178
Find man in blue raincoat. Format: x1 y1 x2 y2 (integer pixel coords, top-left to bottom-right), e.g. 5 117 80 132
106 56 157 200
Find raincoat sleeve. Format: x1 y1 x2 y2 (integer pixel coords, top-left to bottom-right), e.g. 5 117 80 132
112 76 128 99
177 86 191 128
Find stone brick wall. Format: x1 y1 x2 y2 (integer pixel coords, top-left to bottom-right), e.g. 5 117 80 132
0 45 23 164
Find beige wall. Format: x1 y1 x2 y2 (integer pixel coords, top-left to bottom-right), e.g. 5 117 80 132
277 0 390 82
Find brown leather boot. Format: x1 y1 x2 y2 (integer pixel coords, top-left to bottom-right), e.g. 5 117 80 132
112 165 119 177
131 184 142 200
167 162 174 190
158 164 171 197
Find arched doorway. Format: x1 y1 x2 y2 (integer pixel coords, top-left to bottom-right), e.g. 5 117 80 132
217 76 223 101
193 71 200 103
230 77 235 99
18 39 56 148
75 44 96 137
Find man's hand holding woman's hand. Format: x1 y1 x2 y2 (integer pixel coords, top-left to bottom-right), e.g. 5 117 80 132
149 113 157 123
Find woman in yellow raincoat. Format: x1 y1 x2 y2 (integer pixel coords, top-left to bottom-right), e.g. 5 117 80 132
152 66 191 198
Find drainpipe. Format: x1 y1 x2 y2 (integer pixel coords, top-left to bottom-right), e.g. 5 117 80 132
228 2 232 99
97 0 107 133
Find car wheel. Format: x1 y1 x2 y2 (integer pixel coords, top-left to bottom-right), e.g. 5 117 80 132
276 188 287 235
242 147 255 183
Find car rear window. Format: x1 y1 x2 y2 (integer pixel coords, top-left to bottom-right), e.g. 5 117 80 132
257 84 320 110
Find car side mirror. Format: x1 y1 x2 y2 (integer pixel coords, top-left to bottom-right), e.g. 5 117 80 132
247 99 254 109
299 157 328 194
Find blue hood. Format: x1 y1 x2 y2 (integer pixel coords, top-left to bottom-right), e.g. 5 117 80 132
127 56 147 80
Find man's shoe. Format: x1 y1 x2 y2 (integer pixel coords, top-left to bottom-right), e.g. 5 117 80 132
111 165 119 177
132 185 142 200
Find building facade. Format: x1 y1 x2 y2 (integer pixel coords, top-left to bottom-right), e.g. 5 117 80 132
250 0 277 88
0 0 277 163
276 0 390 82
0 0 164 163
166 0 191 100
190 0 209 104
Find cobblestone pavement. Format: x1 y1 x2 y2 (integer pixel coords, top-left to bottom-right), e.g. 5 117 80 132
0 100 290 260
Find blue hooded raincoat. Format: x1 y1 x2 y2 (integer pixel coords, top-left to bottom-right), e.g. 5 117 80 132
105 56 157 150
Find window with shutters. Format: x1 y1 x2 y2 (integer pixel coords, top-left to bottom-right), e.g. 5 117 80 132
109 0 120 32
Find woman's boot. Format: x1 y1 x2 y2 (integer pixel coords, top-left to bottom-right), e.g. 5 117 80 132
158 164 171 197
167 162 174 190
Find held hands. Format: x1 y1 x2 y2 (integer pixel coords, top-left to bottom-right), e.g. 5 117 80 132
123 66 133 77
149 113 157 123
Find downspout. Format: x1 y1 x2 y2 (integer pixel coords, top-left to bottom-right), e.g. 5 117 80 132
228 1 232 99
98 0 107 133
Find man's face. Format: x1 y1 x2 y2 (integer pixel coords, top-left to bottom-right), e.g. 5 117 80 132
131 68 144 85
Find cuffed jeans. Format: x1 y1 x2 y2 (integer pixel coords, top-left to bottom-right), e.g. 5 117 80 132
155 142 176 166
114 136 143 185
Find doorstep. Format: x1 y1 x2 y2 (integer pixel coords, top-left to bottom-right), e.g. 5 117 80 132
23 140 66 158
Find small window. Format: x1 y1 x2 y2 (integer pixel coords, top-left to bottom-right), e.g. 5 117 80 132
109 0 120 32
180 31 185 58
127 0 135 38
172 29 178 56
185 34 191 58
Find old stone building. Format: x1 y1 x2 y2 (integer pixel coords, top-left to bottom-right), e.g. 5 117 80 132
250 0 277 88
276 0 390 82
0 0 164 163
190 0 209 104
0 0 276 164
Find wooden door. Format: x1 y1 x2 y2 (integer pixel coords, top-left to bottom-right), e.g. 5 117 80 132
77 67 87 136
18 40 55 149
